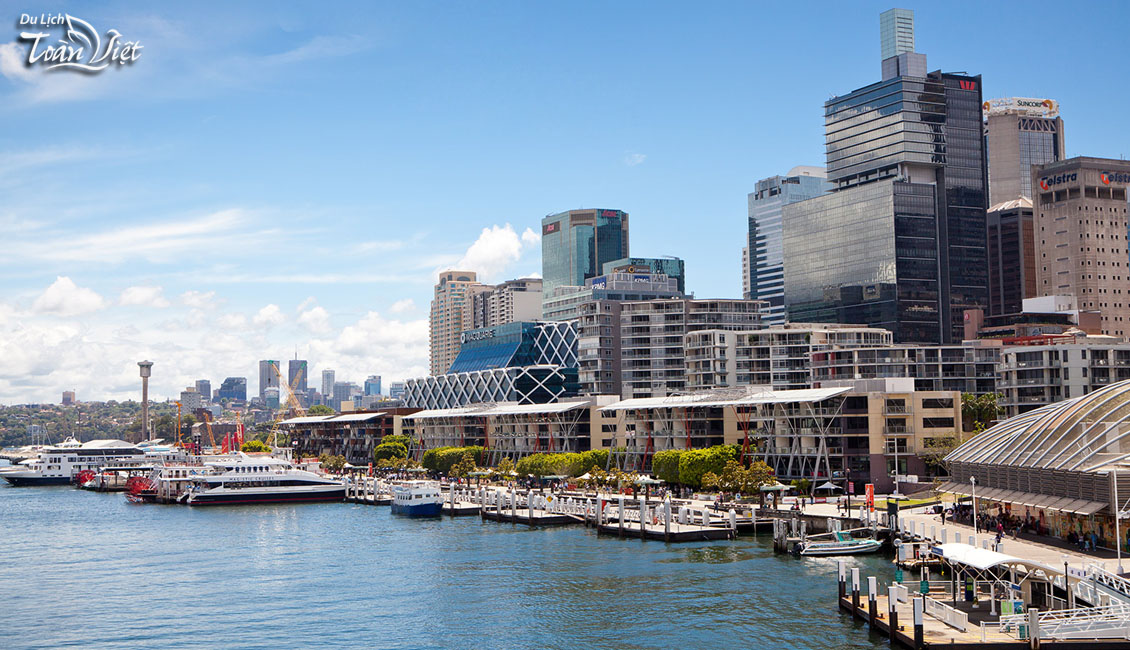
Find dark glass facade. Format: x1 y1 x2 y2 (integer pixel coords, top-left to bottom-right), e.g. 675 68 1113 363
785 70 988 344
541 209 629 299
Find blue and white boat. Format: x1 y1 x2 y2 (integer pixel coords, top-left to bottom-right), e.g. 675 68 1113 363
390 480 443 517
183 454 345 506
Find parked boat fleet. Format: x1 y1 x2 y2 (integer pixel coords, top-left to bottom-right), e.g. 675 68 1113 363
0 437 443 515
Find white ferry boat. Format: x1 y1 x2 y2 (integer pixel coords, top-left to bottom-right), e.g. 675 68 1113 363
390 480 443 517
182 454 345 506
0 437 143 486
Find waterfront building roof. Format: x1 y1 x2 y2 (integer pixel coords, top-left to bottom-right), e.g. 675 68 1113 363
599 386 852 411
403 401 590 421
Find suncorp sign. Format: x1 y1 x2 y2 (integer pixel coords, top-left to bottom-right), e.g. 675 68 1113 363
1038 172 1077 191
1101 171 1130 186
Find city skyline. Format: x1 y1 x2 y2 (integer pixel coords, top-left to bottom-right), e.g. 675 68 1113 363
1 1 1129 403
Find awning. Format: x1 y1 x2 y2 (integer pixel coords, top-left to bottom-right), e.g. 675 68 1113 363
937 481 972 496
1070 500 1108 516
934 543 1061 576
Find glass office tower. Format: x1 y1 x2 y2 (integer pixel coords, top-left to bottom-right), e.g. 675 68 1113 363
783 9 988 344
746 167 831 326
541 209 629 301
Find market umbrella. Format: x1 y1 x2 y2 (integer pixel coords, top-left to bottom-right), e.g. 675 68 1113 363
815 481 843 492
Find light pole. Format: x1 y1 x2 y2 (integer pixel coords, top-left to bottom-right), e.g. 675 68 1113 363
138 360 153 441
970 475 978 535
1063 555 1073 609
1115 470 1125 574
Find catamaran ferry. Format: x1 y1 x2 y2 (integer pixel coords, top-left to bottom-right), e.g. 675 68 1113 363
0 437 144 486
182 454 345 505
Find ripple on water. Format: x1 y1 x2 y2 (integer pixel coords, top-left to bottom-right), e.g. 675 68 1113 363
0 486 891 650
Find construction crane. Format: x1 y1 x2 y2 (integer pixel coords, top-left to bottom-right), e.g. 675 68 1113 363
267 363 306 447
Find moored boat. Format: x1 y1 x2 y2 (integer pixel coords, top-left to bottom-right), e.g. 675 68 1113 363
390 480 443 517
183 453 344 506
0 437 144 486
798 531 882 556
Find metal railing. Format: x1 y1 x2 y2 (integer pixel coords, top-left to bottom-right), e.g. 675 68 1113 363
924 595 968 632
999 604 1130 640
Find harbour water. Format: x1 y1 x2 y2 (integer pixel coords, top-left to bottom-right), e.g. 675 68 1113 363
0 484 889 649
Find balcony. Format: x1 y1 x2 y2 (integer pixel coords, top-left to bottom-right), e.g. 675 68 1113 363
883 425 912 435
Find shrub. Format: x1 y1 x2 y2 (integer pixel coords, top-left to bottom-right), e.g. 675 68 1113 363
373 441 408 463
677 445 738 488
651 450 683 484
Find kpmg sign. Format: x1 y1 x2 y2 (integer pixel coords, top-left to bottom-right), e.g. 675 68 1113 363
460 329 495 344
1038 172 1077 191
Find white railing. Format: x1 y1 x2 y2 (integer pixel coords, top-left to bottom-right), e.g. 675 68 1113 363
1000 604 1130 640
924 595 968 632
1087 563 1130 603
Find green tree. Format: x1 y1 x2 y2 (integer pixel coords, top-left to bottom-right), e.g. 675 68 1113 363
319 453 347 473
700 471 721 491
651 449 683 484
961 392 1001 432
716 459 775 495
374 441 408 463
241 439 271 453
492 457 516 479
308 404 335 415
677 445 738 488
449 451 479 478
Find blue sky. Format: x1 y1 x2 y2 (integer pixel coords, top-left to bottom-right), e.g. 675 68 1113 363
1 1 1127 404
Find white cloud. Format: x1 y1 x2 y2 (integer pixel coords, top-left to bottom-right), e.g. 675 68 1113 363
624 152 647 167
296 296 317 312
452 223 540 282
0 42 37 83
180 290 217 309
297 306 330 334
119 286 170 308
20 209 246 264
31 276 106 316
253 304 285 327
389 298 415 314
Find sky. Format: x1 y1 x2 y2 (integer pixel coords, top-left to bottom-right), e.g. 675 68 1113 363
1 0 1128 405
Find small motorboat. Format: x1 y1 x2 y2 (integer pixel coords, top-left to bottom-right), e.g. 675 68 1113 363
799 531 882 556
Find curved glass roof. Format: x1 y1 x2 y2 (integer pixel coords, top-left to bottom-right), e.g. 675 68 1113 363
946 379 1130 473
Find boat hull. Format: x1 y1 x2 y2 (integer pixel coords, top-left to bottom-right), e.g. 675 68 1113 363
1 474 73 486
800 541 882 556
186 487 345 506
390 501 443 517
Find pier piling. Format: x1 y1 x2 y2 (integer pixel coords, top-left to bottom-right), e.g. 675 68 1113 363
887 584 898 647
912 596 924 649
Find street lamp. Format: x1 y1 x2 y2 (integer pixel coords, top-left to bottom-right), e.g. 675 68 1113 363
970 475 978 535
1062 555 1073 609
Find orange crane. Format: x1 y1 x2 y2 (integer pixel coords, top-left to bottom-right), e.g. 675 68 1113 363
268 363 306 447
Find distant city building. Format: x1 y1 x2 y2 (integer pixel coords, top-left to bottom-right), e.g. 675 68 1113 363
388 382 406 400
194 380 211 404
1033 157 1130 337
180 386 202 411
288 359 308 394
540 208 629 300
784 8 988 344
983 97 1064 204
430 270 489 375
619 298 764 398
746 167 832 325
61 391 75 406
258 360 280 399
364 375 382 396
542 271 684 322
741 246 750 300
471 277 543 329
217 377 247 402
879 7 915 60
986 198 1036 316
602 257 686 294
321 369 335 400
684 324 892 391
332 382 358 411
264 387 280 410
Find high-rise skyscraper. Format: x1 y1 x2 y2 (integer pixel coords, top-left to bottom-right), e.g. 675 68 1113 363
258 360 280 399
364 375 382 396
195 379 211 403
288 359 308 394
321 369 335 399
429 270 489 375
218 377 247 401
879 8 915 60
984 97 1065 204
540 209 629 301
746 167 832 326
1033 157 1130 337
470 278 543 329
783 8 988 344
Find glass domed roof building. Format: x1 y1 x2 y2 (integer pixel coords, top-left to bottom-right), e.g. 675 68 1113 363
942 379 1130 543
